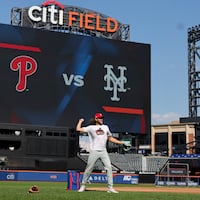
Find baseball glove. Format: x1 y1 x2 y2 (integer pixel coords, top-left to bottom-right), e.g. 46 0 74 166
122 143 132 151
28 185 39 193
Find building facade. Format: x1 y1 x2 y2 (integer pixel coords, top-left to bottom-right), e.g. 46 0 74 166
151 122 196 156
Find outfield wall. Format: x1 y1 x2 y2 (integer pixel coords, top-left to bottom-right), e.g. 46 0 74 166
0 170 139 184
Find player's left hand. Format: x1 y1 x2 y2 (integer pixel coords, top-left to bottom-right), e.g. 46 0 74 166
122 143 132 151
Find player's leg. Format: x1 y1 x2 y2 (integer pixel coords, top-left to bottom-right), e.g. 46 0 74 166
79 150 99 192
100 150 119 193
100 151 113 187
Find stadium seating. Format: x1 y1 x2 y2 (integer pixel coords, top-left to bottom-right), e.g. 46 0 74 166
78 153 169 173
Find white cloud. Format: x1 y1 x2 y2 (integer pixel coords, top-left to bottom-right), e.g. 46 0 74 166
152 112 180 125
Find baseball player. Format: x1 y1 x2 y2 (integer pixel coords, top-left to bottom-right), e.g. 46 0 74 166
76 113 127 193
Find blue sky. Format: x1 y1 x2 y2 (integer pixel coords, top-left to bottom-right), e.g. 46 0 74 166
0 0 199 125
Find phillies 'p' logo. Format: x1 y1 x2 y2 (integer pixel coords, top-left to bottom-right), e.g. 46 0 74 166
10 56 37 92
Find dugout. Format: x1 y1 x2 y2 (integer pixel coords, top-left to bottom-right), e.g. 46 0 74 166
0 123 86 171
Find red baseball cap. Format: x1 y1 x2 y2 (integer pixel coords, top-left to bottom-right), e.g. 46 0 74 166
94 113 104 119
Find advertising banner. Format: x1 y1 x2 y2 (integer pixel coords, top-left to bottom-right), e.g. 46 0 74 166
0 170 138 184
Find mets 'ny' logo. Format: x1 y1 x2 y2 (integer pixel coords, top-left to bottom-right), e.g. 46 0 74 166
104 64 127 101
10 56 37 92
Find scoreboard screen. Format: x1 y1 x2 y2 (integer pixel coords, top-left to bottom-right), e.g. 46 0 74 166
0 23 151 134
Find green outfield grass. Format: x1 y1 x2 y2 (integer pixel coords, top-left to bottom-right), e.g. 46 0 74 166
0 181 200 200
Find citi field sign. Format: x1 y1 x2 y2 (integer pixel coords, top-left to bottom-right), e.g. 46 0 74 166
28 0 119 33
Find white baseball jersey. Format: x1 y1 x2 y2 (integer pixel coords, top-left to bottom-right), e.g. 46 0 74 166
83 125 112 151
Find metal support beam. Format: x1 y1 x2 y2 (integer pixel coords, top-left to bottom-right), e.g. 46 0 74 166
188 25 200 117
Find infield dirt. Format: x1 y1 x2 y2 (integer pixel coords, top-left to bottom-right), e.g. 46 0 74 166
87 186 200 194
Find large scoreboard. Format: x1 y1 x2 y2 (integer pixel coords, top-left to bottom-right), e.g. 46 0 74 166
0 23 150 135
